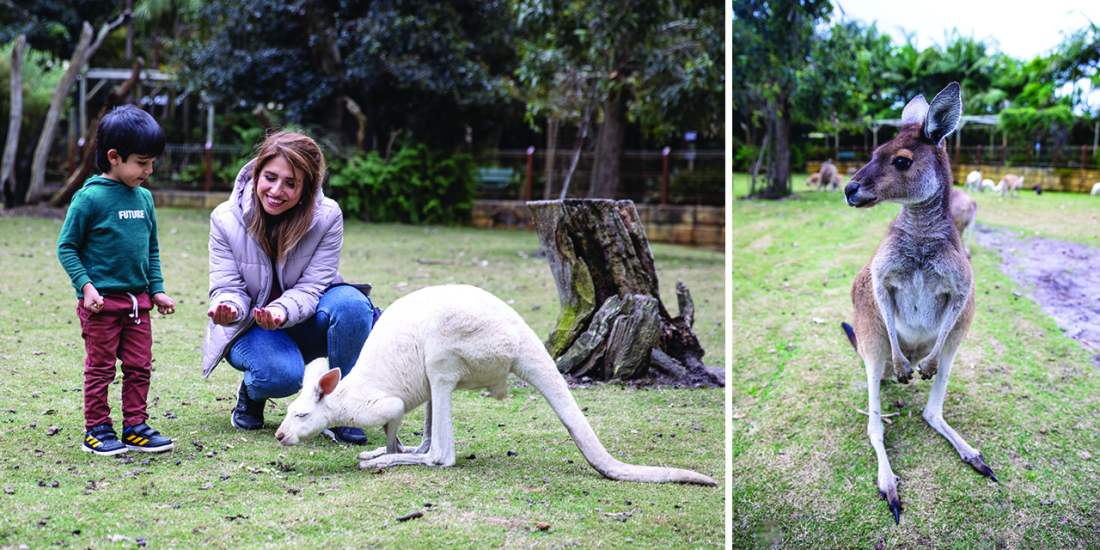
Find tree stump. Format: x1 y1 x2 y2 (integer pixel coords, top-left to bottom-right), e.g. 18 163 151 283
527 199 723 387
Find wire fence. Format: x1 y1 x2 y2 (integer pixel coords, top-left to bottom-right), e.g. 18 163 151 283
473 149 724 205
135 146 726 206
809 145 1100 169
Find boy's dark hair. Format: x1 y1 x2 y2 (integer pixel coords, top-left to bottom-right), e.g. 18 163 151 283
94 105 166 173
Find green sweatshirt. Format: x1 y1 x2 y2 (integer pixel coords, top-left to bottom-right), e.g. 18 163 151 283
56 176 166 299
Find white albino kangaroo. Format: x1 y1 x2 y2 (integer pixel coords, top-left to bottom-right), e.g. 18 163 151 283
274 284 716 486
964 170 981 191
840 82 996 525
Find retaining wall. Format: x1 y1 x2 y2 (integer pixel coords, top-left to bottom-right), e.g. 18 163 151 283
472 200 724 248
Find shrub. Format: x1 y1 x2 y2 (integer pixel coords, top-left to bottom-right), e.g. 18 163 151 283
669 166 725 205
328 142 476 224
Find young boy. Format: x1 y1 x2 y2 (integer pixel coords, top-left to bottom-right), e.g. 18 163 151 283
57 105 176 456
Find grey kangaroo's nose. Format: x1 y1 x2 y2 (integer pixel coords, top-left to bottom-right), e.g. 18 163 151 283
844 181 860 200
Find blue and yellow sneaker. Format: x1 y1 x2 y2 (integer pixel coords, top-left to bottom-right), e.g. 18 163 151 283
122 422 174 453
82 424 127 456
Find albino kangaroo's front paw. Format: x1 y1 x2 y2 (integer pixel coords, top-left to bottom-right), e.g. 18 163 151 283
877 472 902 525
917 356 939 379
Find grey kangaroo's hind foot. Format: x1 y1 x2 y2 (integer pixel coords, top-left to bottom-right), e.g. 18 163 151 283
880 483 902 525
963 453 998 482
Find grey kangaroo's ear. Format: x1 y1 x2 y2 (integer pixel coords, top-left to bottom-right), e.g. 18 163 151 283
924 82 962 145
901 94 929 127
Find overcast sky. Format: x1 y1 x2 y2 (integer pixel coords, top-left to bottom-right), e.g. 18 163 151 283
833 0 1100 60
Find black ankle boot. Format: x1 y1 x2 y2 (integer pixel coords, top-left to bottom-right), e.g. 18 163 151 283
231 382 265 430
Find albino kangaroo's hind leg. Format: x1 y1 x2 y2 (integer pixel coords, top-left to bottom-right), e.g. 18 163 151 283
356 401 432 461
922 349 997 481
864 354 902 524
359 374 457 471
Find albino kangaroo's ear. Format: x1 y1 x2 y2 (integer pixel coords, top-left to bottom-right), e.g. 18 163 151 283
302 357 329 388
318 368 341 397
924 82 962 145
900 94 929 127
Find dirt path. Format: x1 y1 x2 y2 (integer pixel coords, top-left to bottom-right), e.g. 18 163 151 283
975 224 1100 365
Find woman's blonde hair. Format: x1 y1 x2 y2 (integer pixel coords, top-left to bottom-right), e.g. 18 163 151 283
246 131 327 261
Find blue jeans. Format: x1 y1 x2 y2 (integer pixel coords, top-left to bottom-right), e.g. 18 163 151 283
227 284 380 400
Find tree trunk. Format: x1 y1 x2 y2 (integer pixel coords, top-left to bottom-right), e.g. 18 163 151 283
49 59 144 207
749 126 770 197
543 116 558 199
342 96 368 151
587 89 625 199
2 35 25 208
526 199 723 387
27 15 126 204
764 96 791 199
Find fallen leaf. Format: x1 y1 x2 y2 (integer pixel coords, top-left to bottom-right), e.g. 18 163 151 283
535 522 551 531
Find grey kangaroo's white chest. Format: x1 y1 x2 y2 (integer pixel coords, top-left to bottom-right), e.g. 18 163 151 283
886 268 949 345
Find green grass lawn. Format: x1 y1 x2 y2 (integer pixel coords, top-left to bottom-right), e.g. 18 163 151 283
731 174 1100 547
0 208 724 548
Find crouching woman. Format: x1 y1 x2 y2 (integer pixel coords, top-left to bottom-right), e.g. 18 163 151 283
201 131 377 444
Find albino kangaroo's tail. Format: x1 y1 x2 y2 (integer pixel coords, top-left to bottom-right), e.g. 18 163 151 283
512 341 716 487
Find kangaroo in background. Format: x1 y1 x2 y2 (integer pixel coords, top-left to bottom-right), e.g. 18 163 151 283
808 159 840 190
274 284 716 487
998 174 1024 197
949 187 977 257
964 170 981 191
841 82 996 525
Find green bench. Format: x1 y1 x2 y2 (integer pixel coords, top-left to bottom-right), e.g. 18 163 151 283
476 167 515 188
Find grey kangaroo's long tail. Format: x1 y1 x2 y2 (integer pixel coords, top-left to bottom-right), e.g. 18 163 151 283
841 322 858 352
512 338 716 487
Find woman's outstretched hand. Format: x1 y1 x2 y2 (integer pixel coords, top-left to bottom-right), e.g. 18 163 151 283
252 306 286 330
208 302 239 325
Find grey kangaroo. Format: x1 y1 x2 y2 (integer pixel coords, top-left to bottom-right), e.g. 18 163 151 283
841 82 996 525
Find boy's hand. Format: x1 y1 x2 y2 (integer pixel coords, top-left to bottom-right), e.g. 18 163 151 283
82 283 104 313
153 293 176 315
252 306 286 330
208 303 239 325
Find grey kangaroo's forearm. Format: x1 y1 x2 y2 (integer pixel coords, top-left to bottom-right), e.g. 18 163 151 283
925 292 967 361
874 282 905 362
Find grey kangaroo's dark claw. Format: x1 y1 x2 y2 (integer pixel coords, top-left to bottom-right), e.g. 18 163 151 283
966 454 998 482
879 489 902 525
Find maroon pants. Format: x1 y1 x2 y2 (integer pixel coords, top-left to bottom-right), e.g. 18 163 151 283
76 293 153 430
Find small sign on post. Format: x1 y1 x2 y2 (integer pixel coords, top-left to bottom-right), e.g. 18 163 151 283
661 146 671 206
